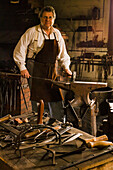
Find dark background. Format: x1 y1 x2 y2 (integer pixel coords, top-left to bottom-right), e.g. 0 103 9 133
0 0 39 72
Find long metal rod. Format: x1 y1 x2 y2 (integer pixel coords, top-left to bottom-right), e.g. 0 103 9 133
0 72 69 84
0 72 71 91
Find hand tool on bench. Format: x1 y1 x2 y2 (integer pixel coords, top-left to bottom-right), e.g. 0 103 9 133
19 125 69 164
62 133 83 144
0 112 36 125
25 129 41 138
84 134 108 144
24 124 61 139
87 140 113 148
0 114 23 124
0 114 12 122
19 126 73 150
34 125 61 141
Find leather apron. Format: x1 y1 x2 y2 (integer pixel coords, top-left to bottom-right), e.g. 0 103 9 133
30 29 63 102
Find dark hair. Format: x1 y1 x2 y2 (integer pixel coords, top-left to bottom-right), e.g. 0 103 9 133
38 6 56 19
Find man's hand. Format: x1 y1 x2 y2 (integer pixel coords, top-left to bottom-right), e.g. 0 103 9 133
65 69 72 76
20 69 31 78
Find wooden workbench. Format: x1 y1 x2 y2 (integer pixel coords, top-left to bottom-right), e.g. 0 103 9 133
0 127 113 170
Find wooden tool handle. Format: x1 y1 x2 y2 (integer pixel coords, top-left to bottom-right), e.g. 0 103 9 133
25 129 40 138
85 134 108 144
87 141 113 148
37 100 44 124
25 125 61 138
43 125 61 133
0 114 12 122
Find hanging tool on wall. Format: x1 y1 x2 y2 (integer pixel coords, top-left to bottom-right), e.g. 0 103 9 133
86 19 89 41
69 18 76 51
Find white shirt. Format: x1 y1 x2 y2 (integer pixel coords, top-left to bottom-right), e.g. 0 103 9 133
13 24 71 71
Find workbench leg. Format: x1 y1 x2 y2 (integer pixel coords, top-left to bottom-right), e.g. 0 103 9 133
42 146 56 165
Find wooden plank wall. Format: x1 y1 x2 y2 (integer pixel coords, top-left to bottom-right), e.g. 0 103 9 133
43 0 110 57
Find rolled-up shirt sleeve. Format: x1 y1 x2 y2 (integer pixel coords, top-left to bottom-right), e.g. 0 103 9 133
56 29 71 70
13 28 34 71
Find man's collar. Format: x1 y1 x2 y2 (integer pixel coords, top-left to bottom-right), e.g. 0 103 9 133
36 24 55 34
35 25 42 32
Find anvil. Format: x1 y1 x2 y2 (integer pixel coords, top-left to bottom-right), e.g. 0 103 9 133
52 80 107 136
52 80 107 104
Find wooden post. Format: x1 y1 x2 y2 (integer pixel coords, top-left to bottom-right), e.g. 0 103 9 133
37 100 44 124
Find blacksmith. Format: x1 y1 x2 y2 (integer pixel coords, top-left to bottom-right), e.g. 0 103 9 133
13 6 72 120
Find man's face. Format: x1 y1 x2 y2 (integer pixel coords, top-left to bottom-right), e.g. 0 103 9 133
40 11 54 29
